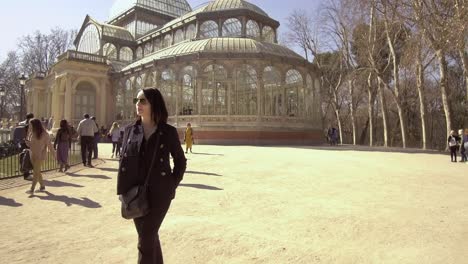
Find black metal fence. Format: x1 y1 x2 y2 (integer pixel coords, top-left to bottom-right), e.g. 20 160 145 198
0 140 82 179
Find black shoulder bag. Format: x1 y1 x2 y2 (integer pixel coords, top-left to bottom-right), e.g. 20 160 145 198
119 128 161 220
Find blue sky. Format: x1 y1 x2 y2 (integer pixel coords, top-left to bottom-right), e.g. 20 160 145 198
0 0 320 61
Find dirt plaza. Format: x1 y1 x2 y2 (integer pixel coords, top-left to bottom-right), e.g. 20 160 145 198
1 144 467 264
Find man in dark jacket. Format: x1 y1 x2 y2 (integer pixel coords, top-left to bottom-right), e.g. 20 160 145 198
13 113 34 180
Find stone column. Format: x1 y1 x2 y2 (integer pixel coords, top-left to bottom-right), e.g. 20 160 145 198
218 19 223 37
64 76 73 123
51 83 61 129
99 79 107 127
241 17 247 38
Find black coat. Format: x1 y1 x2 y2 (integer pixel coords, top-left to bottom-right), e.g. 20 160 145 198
116 121 187 203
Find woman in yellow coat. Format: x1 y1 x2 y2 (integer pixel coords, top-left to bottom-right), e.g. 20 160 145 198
184 123 194 153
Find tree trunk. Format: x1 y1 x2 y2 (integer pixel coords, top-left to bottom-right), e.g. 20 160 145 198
367 72 375 146
384 20 407 148
416 51 428 150
348 79 357 145
460 49 468 102
377 78 389 147
436 49 453 149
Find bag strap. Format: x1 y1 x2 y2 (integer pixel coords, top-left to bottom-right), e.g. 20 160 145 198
143 126 162 187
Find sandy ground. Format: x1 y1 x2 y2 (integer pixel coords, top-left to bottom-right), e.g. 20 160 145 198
1 144 468 264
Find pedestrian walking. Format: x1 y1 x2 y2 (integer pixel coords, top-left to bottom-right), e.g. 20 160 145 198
76 114 98 167
109 122 121 158
26 119 56 194
460 128 468 163
448 130 461 162
117 88 186 264
91 116 100 159
54 120 72 172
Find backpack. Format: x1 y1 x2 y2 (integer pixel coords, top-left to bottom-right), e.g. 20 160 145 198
449 136 457 147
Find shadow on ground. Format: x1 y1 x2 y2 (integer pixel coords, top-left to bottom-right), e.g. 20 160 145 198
185 171 222 177
32 191 102 208
0 196 23 207
179 183 223 191
189 152 224 156
43 180 84 188
67 172 112 180
97 167 119 173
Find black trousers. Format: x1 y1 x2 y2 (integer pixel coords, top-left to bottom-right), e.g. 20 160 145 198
80 136 94 165
450 146 458 161
92 136 99 158
133 200 171 264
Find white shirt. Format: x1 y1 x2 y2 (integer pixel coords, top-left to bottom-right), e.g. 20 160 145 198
77 118 98 137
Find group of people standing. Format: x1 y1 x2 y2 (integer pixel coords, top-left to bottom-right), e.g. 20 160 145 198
327 127 339 146
448 129 468 163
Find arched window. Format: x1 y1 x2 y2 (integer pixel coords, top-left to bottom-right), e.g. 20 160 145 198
123 79 135 120
144 42 153 55
181 66 197 115
264 66 282 116
174 29 184 44
163 34 172 48
200 21 219 38
78 25 100 54
145 71 155 87
135 75 143 90
120 47 133 62
306 74 314 118
153 38 161 51
185 24 196 40
202 65 227 115
116 81 125 120
136 47 143 59
234 65 257 115
222 18 242 37
285 69 303 117
262 26 275 43
246 20 260 39
103 43 117 60
160 69 176 115
74 81 96 119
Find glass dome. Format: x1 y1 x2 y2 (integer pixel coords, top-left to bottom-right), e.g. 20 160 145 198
110 0 192 20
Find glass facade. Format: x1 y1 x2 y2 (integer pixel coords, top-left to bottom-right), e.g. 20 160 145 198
174 29 184 44
181 66 197 115
200 21 219 38
263 66 282 116
78 25 100 54
246 20 260 39
202 65 227 115
160 69 176 115
110 0 192 20
222 18 242 37
285 69 302 117
103 43 118 60
185 24 196 40
233 65 257 115
262 26 275 43
120 47 134 62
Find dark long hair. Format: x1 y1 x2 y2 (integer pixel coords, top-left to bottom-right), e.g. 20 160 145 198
30 119 45 139
140 88 168 125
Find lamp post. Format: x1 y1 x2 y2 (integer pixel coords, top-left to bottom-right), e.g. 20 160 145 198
18 73 27 121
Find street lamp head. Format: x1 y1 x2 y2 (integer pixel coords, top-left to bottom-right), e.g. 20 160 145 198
19 73 27 86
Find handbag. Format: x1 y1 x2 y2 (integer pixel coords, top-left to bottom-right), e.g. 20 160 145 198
119 127 161 220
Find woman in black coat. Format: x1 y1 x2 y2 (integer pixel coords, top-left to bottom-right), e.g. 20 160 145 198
117 88 186 264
